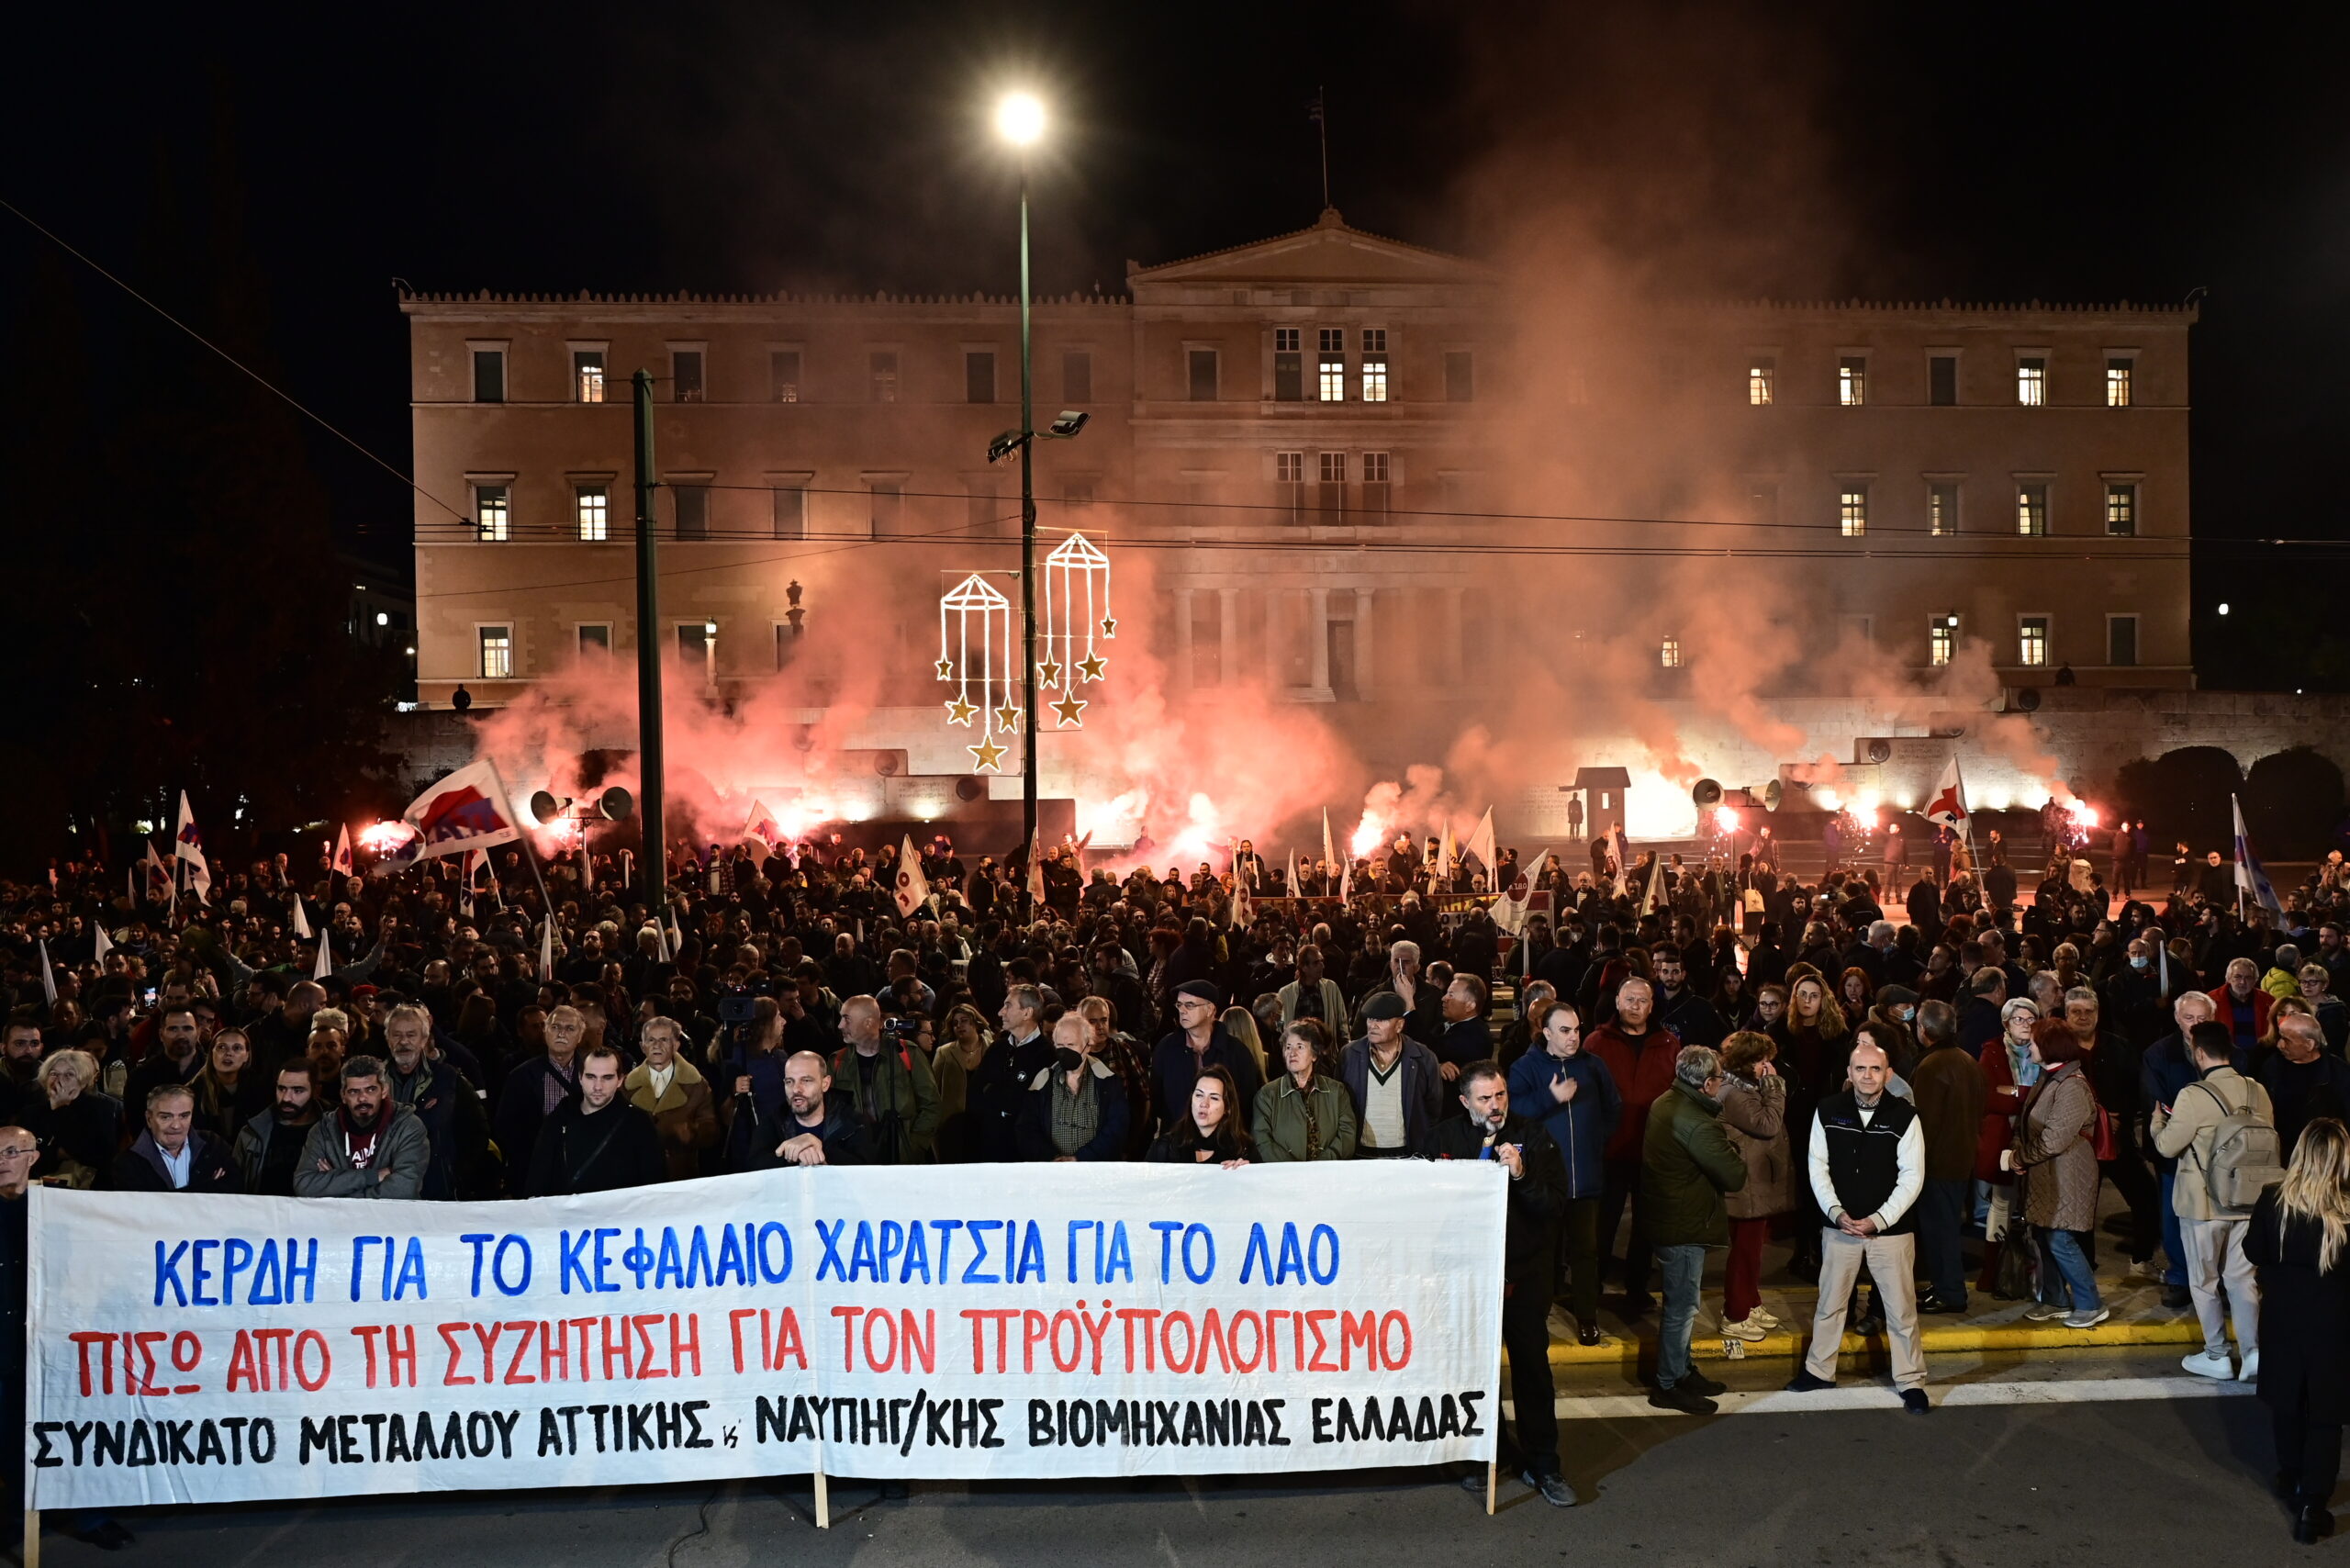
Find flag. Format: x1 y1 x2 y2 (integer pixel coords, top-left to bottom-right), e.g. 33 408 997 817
1026 849 1046 913
1924 756 1969 830
1438 820 1457 886
92 923 114 964
1464 806 1498 881
387 759 524 865
331 823 353 878
1606 823 1629 878
1494 847 1550 935
1322 809 1337 876
1286 849 1300 900
1337 856 1352 906
580 845 595 889
1641 854 1667 915
312 923 334 981
39 940 57 1007
174 790 212 902
1230 867 1252 929
291 893 311 940
541 915 555 978
2233 795 2284 918
893 834 931 918
461 847 490 920
741 800 783 863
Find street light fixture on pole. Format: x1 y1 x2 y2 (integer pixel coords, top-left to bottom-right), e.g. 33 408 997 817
993 90 1050 923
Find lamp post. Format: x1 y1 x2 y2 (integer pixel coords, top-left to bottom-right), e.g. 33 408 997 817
997 91 1046 922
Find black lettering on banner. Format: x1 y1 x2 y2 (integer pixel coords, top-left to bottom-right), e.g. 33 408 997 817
683 1401 712 1450
31 1425 59 1469
978 1398 1003 1449
1312 1397 1334 1443
1265 1399 1289 1446
1460 1390 1486 1437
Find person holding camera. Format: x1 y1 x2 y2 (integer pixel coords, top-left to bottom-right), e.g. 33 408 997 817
832 994 940 1164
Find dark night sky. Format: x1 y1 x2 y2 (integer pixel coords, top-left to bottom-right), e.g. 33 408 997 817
6 2 2347 679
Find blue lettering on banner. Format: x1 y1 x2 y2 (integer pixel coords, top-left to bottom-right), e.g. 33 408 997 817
963 1221 1000 1283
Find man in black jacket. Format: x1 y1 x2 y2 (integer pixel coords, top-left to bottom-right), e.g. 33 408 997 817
1421 1061 1575 1508
753 1051 870 1168
112 1084 241 1193
525 1046 666 1196
970 984 1055 1160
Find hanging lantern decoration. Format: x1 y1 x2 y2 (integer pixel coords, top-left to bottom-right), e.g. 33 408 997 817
1038 531 1113 728
938 573 1017 771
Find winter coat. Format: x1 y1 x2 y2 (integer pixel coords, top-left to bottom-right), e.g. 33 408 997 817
1150 1027 1266 1138
1975 1035 2032 1183
1911 1043 1989 1183
831 1042 942 1164
525 1100 668 1195
109 1128 241 1193
1584 1021 1683 1165
2151 1066 2274 1222
1718 1071 1791 1219
1337 1036 1448 1154
1016 1058 1132 1162
1505 1048 1619 1199
1250 1072 1359 1162
623 1058 721 1181
1416 1112 1567 1285
1640 1081 1749 1248
2015 1063 2099 1232
293 1108 431 1200
2247 1186 2350 1425
1276 979 1350 1041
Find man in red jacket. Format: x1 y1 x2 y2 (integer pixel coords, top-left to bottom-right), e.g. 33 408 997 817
1584 975 1683 1315
2209 958 2273 1058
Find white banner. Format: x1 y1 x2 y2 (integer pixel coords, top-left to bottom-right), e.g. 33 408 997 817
27 1162 1504 1507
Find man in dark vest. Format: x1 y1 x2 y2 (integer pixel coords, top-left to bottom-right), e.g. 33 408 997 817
1785 1037 1930 1412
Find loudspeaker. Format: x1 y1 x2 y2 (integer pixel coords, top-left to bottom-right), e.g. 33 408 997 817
1756 779 1784 812
1866 739 1893 764
528 790 565 825
954 777 986 802
1692 778 1724 807
597 786 633 821
2015 687 2042 712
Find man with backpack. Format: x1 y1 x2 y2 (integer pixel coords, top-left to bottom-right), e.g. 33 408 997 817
2151 1019 2280 1383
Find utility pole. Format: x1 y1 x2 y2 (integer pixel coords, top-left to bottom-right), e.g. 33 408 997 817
1017 157 1038 924
632 368 668 939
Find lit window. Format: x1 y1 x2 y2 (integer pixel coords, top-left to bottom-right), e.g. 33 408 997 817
1927 482 1958 537
1838 356 1866 406
1360 329 1388 402
1929 615 1958 667
2017 357 2046 406
475 484 509 543
1361 451 1391 516
2106 357 2133 408
2017 483 2049 536
1318 329 1346 402
1318 452 1347 522
672 349 704 403
1660 635 1682 668
576 485 610 542
1276 451 1305 523
1839 486 1869 537
770 350 800 402
869 352 899 403
471 348 506 404
2018 616 2049 666
1273 329 1303 401
2109 614 2140 666
478 625 513 679
574 351 605 403
1748 358 1775 406
2105 483 2138 536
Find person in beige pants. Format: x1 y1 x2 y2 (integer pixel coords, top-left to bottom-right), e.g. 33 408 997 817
2151 1019 2272 1381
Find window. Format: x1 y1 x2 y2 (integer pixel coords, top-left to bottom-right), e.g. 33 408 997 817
2108 614 2140 667
1317 328 1346 401
573 350 606 403
1272 328 1303 401
1063 348 1092 404
1660 635 1682 669
478 625 514 679
1838 356 1866 406
1748 357 1775 406
2105 483 2138 536
677 622 715 684
1361 451 1391 516
965 350 997 404
577 623 611 655
672 349 705 403
2016 357 2046 407
1927 482 1959 537
471 347 506 404
1360 328 1388 402
868 476 904 537
475 483 510 543
1839 485 1869 538
2016 482 2049 536
1444 351 1475 402
673 484 709 541
2018 615 2050 667
1187 348 1219 401
1318 452 1347 522
576 485 610 542
1929 614 1958 667
869 351 899 403
774 624 794 671
1929 354 1958 406
1276 452 1305 523
770 351 801 402
771 481 807 540
2106 357 2133 408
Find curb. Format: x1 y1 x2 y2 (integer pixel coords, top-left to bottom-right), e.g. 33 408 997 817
1523 1311 2205 1371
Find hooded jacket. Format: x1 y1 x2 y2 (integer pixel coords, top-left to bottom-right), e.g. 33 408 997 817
293 1105 431 1200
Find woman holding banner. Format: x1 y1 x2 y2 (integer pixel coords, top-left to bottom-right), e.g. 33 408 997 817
1147 1066 1255 1166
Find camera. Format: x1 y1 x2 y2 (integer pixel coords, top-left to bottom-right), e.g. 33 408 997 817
881 1015 923 1040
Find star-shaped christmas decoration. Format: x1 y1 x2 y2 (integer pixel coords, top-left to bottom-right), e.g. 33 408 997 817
1051 692 1088 727
1100 617 1117 638
1076 652 1107 683
945 697 979 726
1036 659 1063 688
992 704 1023 732
969 738 1006 771
934 656 955 680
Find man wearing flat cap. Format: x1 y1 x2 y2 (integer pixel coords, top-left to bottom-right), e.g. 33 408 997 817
1150 980 1265 1138
1339 991 1448 1158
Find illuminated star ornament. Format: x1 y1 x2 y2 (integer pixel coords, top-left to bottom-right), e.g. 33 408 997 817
939 573 1016 772
1036 532 1113 727
1051 692 1088 727
1076 652 1107 683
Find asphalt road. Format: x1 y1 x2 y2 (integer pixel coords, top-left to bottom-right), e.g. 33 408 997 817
28 1366 2328 1568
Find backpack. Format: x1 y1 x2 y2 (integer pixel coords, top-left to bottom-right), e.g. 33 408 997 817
2191 1079 2285 1214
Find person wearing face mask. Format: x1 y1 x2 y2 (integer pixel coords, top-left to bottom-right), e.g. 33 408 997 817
1018 1012 1130 1162
1508 1002 1621 1344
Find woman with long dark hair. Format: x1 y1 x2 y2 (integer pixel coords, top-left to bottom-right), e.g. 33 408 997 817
1147 1065 1255 1166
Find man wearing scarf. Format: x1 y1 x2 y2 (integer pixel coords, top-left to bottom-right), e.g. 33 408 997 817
294 1055 430 1199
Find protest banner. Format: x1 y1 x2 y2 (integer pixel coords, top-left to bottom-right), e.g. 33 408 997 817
27 1161 1505 1511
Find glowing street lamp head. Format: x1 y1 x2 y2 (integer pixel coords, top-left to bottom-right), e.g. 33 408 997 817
995 92 1046 147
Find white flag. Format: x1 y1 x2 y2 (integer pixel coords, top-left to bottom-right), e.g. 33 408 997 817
1438 819 1457 885
331 823 353 879
1641 853 1667 915
1924 756 1969 830
893 834 931 919
39 939 57 1007
143 842 173 902
1494 848 1550 935
1464 806 1498 881
2233 795 2284 918
92 923 114 964
1322 810 1337 876
312 924 334 981
173 790 212 902
1337 855 1352 906
291 894 311 940
1286 849 1300 900
541 915 555 978
1230 868 1252 930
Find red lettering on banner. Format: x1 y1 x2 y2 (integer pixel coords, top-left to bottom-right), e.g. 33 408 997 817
1305 1310 1337 1371
1341 1310 1377 1370
632 1314 666 1379
670 1314 700 1378
348 1325 383 1388
1021 1309 1048 1372
438 1322 475 1385
71 1331 112 1396
961 1308 1016 1373
768 1307 807 1371
831 1305 864 1372
503 1320 539 1384
729 1309 757 1373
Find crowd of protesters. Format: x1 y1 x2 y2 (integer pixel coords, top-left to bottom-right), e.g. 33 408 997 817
5 817 2350 1533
